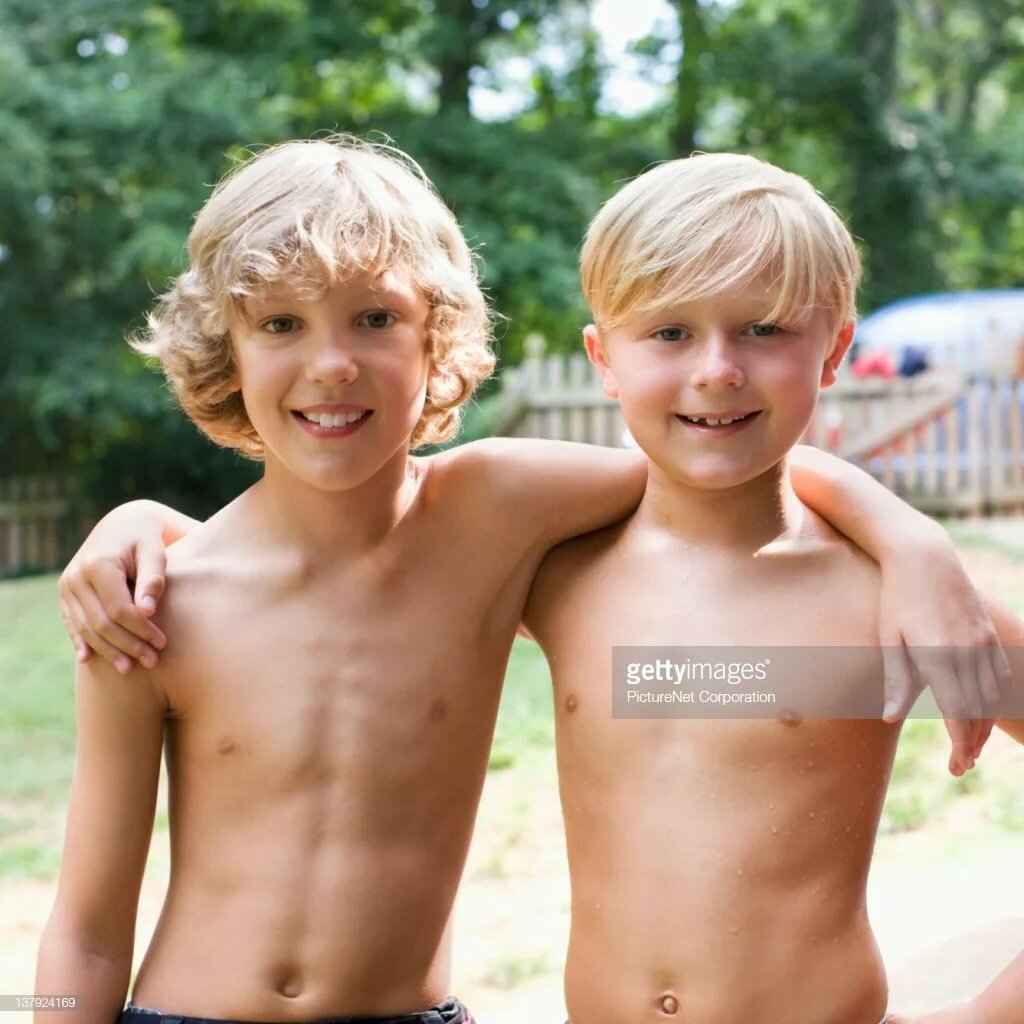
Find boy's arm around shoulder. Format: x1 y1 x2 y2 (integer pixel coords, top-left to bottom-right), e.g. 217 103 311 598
59 500 199 672
36 658 166 1023
448 437 646 552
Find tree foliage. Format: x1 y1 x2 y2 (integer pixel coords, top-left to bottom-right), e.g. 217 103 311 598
1 0 1022 513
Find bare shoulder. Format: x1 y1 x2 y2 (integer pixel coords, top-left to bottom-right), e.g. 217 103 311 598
786 506 883 636
157 493 266 635
432 438 646 549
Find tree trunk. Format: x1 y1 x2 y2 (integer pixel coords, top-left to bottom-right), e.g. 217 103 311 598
671 0 705 156
846 0 939 306
434 0 477 115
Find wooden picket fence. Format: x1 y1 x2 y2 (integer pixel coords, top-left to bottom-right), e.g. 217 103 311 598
0 476 90 577
495 354 1024 516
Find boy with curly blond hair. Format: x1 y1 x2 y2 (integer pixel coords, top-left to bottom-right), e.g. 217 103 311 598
44 136 1010 1024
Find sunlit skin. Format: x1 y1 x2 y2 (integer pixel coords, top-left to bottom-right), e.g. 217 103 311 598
590 281 853 496
42 266 1022 1022
36 269 652 1022
231 270 433 497
524 282 1022 1024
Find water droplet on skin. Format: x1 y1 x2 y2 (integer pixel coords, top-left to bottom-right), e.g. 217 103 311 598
736 868 744 876
771 826 778 835
768 803 775 810
806 761 814 768
809 811 816 819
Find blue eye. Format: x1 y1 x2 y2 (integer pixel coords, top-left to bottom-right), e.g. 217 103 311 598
360 310 397 329
261 316 299 334
654 326 686 342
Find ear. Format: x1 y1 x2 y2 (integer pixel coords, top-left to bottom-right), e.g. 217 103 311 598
820 321 855 389
583 324 619 400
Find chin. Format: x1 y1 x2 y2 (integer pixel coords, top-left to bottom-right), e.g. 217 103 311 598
664 455 774 492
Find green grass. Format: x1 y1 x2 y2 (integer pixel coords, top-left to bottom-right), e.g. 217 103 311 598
882 720 953 833
488 639 555 771
0 839 64 880
941 521 1024 568
0 575 78 806
481 952 554 989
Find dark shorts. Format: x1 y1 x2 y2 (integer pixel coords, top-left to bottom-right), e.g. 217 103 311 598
119 996 474 1024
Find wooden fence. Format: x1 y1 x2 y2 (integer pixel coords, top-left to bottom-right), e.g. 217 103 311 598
495 354 1024 516
0 477 90 577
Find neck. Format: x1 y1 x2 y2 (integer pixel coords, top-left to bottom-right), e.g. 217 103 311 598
248 446 421 560
633 458 806 553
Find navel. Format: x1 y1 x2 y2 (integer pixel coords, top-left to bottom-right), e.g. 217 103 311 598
429 697 448 722
216 735 236 755
657 993 679 1016
275 972 302 999
778 709 802 728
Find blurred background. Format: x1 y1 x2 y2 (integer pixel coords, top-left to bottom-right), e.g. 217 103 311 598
2 0 1024 525
2 1 1024 1020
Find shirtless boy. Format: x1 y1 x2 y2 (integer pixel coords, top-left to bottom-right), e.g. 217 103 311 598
46 137 1008 1024
522 153 1024 1024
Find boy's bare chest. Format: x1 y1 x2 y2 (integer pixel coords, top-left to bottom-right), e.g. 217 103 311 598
156 553 521 762
552 543 878 651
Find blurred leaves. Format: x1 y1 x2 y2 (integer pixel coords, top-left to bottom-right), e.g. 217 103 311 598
2 0 1023 513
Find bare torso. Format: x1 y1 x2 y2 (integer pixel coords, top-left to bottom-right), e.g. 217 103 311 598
133 454 549 1018
527 510 899 1024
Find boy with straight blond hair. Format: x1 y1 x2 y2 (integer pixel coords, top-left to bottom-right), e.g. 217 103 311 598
523 152 1024 1024
47 135 1009 1024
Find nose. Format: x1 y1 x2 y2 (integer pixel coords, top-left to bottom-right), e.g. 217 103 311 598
690 333 745 391
305 330 359 386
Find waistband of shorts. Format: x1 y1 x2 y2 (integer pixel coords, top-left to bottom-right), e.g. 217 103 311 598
119 995 472 1024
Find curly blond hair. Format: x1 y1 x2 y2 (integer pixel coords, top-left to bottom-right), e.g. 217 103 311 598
134 135 495 456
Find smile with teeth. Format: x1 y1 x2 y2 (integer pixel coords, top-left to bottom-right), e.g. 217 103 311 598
680 412 758 426
297 409 370 428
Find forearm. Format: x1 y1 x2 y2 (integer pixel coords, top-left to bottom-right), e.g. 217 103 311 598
788 444 945 560
969 950 1024 1024
36 926 131 1024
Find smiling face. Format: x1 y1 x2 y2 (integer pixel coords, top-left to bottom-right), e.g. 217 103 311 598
586 278 853 490
227 268 432 493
